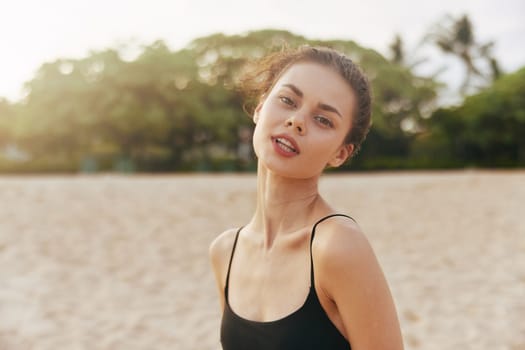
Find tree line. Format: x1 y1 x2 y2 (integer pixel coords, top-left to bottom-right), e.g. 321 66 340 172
0 16 523 173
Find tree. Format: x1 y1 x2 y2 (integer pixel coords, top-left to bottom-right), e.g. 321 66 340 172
425 14 501 95
389 35 404 65
2 29 441 172
418 67 525 167
0 98 15 147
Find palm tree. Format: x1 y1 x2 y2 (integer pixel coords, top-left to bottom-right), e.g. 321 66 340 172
388 34 430 70
389 35 404 65
425 14 501 95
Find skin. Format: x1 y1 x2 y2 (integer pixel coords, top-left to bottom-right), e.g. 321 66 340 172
209 62 404 349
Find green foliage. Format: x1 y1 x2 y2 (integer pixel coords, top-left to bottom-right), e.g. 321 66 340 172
418 67 525 166
5 29 520 173
0 98 16 146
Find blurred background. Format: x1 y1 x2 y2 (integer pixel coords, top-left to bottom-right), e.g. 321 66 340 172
0 0 524 173
0 2 524 350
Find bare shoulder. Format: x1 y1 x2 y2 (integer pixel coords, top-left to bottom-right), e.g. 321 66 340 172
311 215 385 302
209 228 239 269
209 228 240 291
312 215 375 265
313 216 404 349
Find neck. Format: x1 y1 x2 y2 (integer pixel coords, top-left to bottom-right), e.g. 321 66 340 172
249 162 325 249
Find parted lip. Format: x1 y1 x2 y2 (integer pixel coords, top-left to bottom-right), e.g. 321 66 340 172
271 134 300 154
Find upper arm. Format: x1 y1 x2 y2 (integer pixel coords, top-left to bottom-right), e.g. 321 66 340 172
315 221 404 350
209 229 237 311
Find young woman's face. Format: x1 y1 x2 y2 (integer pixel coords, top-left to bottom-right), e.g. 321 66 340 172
252 61 356 179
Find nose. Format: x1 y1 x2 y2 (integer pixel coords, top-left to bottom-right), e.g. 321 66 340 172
285 114 306 135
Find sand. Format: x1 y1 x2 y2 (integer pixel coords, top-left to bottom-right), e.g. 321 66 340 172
0 170 523 350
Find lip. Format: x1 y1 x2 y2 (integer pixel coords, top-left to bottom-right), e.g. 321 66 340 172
271 134 301 157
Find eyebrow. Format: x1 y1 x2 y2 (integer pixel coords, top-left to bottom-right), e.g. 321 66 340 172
282 83 342 118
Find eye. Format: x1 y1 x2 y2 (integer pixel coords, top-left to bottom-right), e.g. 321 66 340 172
279 95 295 107
314 115 334 128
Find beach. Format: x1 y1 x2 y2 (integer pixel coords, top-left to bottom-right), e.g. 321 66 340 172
0 171 524 349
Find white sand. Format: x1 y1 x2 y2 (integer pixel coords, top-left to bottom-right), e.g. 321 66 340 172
0 171 524 350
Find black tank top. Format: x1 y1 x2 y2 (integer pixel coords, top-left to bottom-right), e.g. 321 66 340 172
221 214 353 350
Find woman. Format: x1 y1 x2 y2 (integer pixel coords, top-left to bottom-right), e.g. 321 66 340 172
209 46 404 349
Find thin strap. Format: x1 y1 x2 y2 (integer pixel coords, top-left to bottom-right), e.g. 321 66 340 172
309 214 355 286
225 227 243 296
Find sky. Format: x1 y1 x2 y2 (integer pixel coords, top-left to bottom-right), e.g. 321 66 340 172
1 0 524 102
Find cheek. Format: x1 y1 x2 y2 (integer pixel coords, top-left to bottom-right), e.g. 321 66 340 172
251 122 266 157
308 136 345 165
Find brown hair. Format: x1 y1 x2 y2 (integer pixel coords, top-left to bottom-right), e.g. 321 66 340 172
238 45 372 156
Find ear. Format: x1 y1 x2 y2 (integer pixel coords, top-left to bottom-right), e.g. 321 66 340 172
253 95 267 124
253 102 262 124
327 144 354 168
